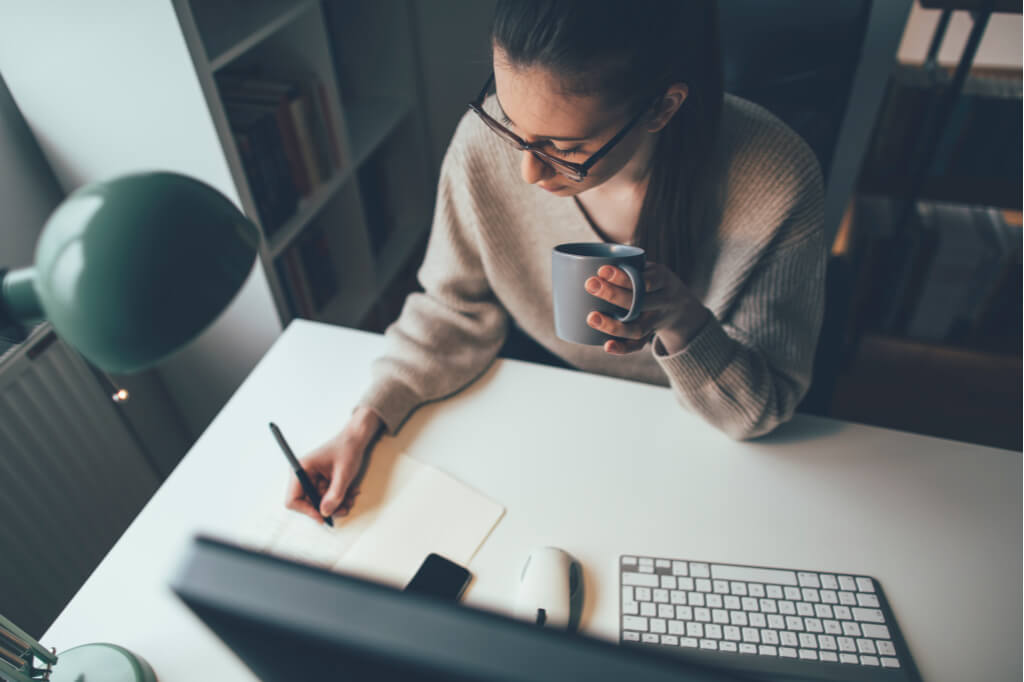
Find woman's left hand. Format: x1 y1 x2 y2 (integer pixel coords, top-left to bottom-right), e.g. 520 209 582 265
584 262 711 355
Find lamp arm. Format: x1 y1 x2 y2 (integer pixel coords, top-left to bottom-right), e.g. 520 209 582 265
0 268 42 344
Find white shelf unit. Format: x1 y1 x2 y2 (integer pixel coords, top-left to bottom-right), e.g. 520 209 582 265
174 0 434 329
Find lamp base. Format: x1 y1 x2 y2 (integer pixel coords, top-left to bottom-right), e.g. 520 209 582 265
50 643 157 682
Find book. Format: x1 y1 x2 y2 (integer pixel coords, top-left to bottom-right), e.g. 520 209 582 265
227 104 298 237
288 94 322 190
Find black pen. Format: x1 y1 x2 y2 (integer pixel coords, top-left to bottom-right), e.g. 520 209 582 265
269 422 333 527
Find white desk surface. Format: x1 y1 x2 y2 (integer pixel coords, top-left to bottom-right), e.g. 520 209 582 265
44 320 1021 681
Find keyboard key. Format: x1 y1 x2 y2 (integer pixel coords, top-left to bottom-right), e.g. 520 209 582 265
658 604 674 619
624 602 639 615
748 583 766 598
694 608 712 622
636 587 651 601
724 626 741 641
798 649 818 660
730 581 747 596
623 586 634 601
837 576 856 591
818 635 837 650
796 603 815 617
805 618 823 633
778 600 796 615
797 573 821 588
739 643 757 654
820 651 838 662
857 638 876 654
743 628 760 643
680 637 699 648
653 589 669 603
856 577 875 593
767 615 785 630
670 590 686 604
641 603 657 617
623 631 640 641
833 606 852 620
622 556 638 566
695 579 712 592
779 647 797 658
639 564 655 574
671 561 688 576
838 591 856 605
624 572 660 587
642 633 659 643
749 613 767 628
852 608 885 623
876 640 896 656
815 604 833 619
687 622 703 638
712 609 729 624
837 637 856 652
660 576 677 590
706 594 723 609
857 593 880 608
824 620 842 635
760 629 779 645
656 559 670 569
861 655 880 666
688 593 704 607
690 563 710 578
765 585 783 599
650 618 666 634
758 645 777 656
705 624 723 639
675 605 692 620
785 616 804 631
720 641 738 652
710 564 796 586
881 657 901 668
820 574 838 590
669 620 686 635
801 588 820 602
741 597 759 611
798 633 816 648
784 586 801 600
700 639 718 650
623 616 647 631
677 577 695 591
820 590 838 604
842 622 861 637
713 580 730 594
759 598 777 613
779 631 798 647
730 611 748 626
840 653 859 664
661 634 678 646
639 557 654 567
724 596 740 610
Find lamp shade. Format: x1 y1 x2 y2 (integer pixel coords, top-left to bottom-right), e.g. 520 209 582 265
0 171 259 373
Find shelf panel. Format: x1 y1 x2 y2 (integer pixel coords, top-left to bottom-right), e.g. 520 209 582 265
345 97 413 168
205 0 318 71
268 171 346 258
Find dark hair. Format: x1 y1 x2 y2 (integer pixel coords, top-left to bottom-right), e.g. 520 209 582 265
492 0 724 279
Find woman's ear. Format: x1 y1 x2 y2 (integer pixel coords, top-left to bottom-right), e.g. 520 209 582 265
647 83 689 133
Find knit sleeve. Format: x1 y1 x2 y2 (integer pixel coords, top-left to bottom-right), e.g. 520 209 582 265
652 160 826 440
356 128 509 434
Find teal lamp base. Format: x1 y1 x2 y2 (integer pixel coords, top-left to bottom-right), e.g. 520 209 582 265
49 643 157 682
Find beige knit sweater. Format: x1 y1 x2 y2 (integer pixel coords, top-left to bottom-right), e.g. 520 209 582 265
359 94 826 440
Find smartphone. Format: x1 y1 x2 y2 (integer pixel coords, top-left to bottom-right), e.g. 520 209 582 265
405 553 471 601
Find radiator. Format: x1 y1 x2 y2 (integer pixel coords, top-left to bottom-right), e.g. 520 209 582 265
0 328 160 638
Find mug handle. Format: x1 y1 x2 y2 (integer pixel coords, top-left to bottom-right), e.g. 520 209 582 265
614 264 644 323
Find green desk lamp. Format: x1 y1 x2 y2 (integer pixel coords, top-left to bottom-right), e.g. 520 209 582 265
0 171 259 681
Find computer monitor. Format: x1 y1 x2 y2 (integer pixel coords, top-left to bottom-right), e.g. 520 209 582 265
170 535 757 681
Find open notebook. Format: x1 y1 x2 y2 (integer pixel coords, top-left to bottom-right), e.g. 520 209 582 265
234 448 505 589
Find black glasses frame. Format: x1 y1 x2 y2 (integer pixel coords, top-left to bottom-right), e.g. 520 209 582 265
467 73 655 182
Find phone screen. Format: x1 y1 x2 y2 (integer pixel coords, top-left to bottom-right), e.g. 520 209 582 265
405 553 471 601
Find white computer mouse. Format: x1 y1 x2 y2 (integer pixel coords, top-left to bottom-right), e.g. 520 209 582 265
513 546 583 631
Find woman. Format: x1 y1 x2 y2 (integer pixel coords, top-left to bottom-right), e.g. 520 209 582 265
287 0 825 523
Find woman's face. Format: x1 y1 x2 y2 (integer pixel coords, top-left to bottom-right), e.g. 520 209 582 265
492 49 653 196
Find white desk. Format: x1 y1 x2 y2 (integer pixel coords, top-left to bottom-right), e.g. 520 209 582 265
43 320 1021 680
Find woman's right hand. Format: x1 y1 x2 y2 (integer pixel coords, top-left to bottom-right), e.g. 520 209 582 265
284 406 384 524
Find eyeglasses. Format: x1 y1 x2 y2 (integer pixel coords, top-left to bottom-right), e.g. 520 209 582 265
468 73 654 182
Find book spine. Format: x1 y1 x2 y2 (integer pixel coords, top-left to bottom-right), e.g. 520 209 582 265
317 80 343 172
289 95 322 189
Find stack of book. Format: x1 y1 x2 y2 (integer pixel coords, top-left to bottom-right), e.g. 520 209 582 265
219 69 344 238
278 227 340 319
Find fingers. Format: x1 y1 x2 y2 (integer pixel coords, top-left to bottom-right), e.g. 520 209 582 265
595 265 664 293
587 310 656 341
319 457 359 517
603 335 652 355
285 477 327 524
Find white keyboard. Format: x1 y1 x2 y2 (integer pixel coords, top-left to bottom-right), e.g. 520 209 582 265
620 555 919 681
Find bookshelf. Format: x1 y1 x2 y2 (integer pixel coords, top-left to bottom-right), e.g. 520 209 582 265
829 2 1022 449
173 0 434 330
